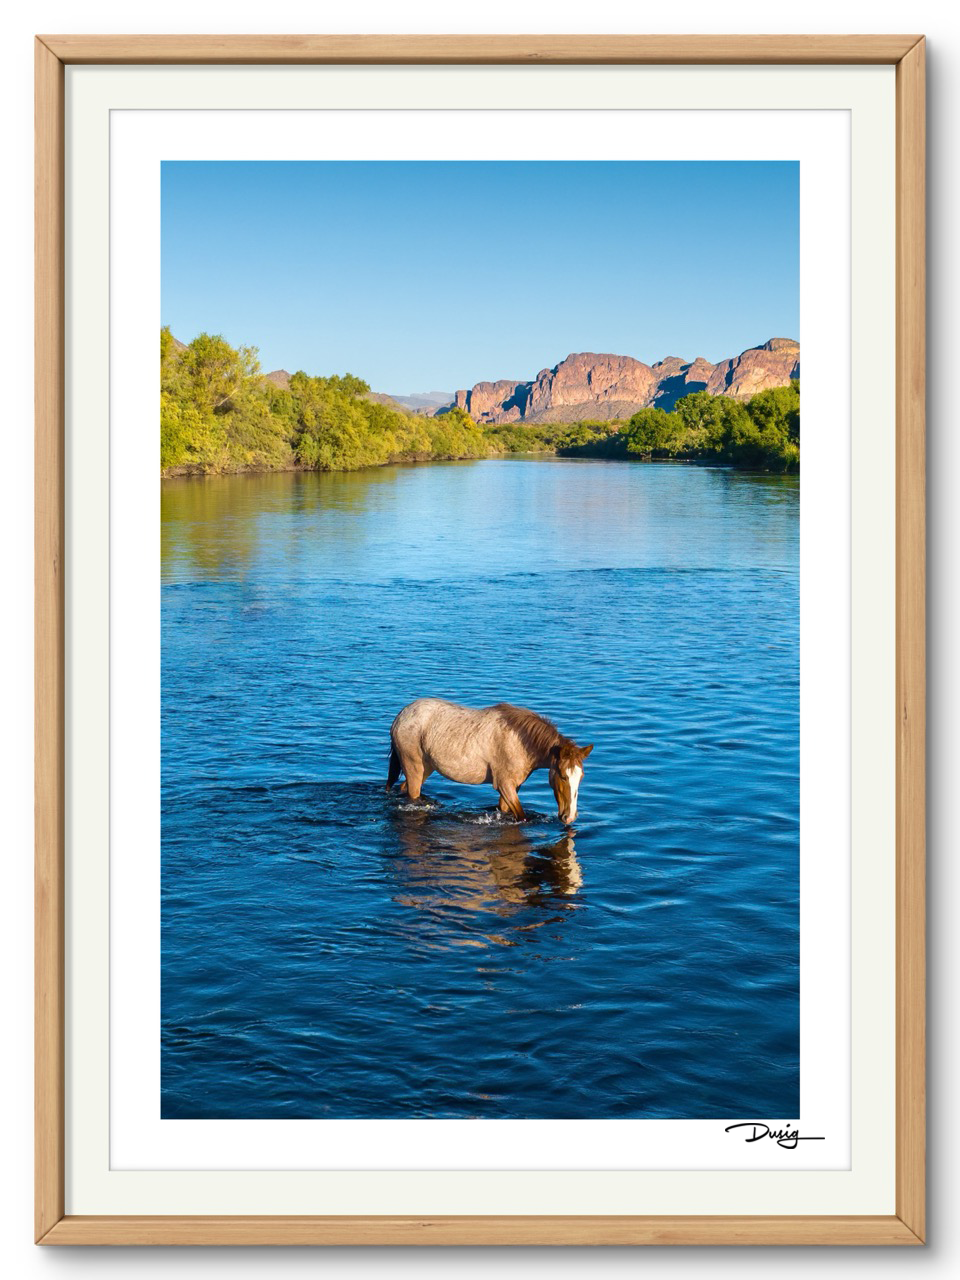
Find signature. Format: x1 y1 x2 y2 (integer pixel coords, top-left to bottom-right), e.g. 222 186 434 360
724 1122 825 1150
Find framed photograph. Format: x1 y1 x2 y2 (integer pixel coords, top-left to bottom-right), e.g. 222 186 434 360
35 35 925 1246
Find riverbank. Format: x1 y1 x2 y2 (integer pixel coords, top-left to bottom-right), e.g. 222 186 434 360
161 328 799 478
161 438 606 481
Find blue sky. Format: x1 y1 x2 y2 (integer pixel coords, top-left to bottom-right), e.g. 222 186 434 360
162 160 798 394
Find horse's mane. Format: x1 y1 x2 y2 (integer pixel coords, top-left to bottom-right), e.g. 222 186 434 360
493 703 569 760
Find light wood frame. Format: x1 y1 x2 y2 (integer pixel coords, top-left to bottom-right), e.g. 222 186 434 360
35 34 926 1247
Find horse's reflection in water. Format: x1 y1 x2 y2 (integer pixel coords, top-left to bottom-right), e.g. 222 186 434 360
389 807 582 946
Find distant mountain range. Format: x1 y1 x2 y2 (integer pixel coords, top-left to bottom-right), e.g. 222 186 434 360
386 390 455 413
252 340 799 425
443 339 800 424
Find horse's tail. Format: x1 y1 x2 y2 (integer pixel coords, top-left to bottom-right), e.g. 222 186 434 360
386 740 402 792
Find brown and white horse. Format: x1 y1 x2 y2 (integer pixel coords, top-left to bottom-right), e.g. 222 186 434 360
386 698 593 823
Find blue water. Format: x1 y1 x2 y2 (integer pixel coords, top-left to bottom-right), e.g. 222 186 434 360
161 459 799 1119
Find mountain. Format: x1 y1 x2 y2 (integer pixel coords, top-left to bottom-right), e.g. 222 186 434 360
386 390 455 414
445 339 799 424
705 338 801 400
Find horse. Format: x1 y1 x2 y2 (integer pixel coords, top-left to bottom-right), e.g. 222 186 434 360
385 698 593 823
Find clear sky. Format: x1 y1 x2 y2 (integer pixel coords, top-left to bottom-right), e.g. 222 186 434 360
162 160 798 394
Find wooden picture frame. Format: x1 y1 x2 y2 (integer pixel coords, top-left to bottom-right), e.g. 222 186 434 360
35 34 925 1247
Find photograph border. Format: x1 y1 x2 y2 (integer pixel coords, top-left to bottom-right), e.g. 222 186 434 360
34 33 925 1247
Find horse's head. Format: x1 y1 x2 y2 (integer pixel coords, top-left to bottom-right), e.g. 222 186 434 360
549 741 594 824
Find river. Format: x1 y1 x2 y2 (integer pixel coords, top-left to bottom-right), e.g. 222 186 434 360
161 458 799 1119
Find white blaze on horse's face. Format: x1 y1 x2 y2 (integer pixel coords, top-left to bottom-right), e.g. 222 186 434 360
564 765 583 822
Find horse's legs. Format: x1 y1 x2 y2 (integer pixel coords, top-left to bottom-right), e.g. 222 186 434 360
401 756 426 801
497 782 525 821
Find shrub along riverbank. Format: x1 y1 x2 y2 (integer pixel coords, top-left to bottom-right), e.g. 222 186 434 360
161 329 799 477
559 383 799 472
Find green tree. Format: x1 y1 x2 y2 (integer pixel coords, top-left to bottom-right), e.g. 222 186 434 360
176 333 261 415
747 381 800 442
621 407 683 455
674 391 750 455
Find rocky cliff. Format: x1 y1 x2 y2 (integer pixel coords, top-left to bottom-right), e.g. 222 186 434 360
446 339 799 424
705 338 800 400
